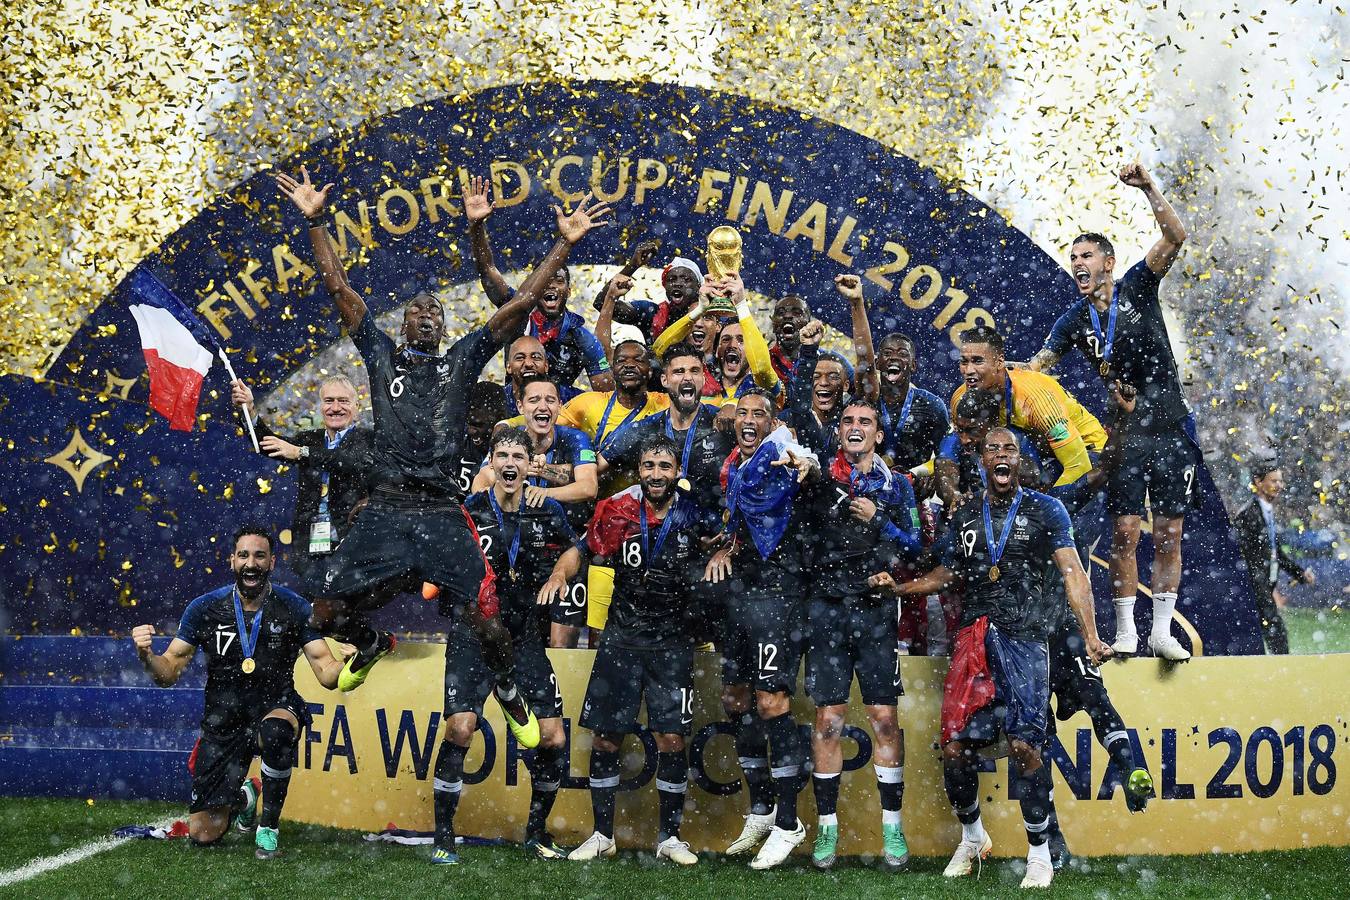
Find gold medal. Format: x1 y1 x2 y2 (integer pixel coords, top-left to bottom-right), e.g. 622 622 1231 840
1099 360 1110 377
677 478 691 493
989 565 1001 582
509 569 518 582
241 657 256 674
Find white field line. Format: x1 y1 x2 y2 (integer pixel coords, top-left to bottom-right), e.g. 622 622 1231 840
0 817 179 888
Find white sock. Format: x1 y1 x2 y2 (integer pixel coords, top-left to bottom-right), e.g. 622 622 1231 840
818 813 838 827
1028 841 1051 864
1113 596 1137 638
961 815 986 844
1152 592 1178 640
882 809 902 826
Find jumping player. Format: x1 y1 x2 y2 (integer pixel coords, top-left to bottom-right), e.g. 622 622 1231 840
131 526 344 859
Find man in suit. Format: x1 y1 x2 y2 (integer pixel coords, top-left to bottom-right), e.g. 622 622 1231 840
1234 461 1316 654
231 375 373 583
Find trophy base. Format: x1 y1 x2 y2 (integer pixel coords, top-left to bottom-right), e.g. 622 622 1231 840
703 295 739 316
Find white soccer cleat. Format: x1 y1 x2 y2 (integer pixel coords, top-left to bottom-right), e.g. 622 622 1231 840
1111 633 1139 655
943 834 993 877
656 836 698 865
1021 856 1054 889
1148 634 1191 661
725 810 776 855
566 831 616 861
748 820 806 870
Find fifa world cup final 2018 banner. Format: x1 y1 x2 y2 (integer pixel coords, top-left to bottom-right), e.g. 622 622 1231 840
285 645 1350 857
4 79 1261 652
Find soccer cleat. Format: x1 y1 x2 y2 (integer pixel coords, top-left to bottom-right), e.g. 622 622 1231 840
338 633 396 692
1125 767 1155 813
233 776 261 832
254 825 280 859
882 823 910 870
1021 856 1054 889
812 823 838 869
525 833 567 860
749 820 806 870
431 846 460 866
655 836 698 866
494 687 541 749
1048 829 1071 871
1148 634 1191 661
943 833 993 877
725 810 776 855
1111 633 1138 656
567 831 616 861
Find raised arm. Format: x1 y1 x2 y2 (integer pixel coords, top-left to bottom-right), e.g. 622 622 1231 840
724 274 780 392
836 274 877 399
465 175 513 307
593 238 659 319
595 274 633 363
1120 162 1187 277
483 193 613 344
275 168 367 332
131 626 196 688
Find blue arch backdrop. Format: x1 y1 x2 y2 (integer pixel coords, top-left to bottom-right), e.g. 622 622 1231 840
3 80 1261 653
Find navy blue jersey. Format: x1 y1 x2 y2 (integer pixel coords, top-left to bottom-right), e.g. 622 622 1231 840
781 404 841 460
176 585 319 737
603 405 735 515
463 491 581 637
801 454 922 600
942 490 1076 641
937 426 1043 495
588 487 718 649
352 314 498 500
879 385 950 471
1043 260 1188 434
523 309 609 392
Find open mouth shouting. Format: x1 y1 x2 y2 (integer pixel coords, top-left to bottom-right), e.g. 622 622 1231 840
540 290 564 313
674 381 701 409
738 421 761 450
236 567 267 593
814 386 840 408
530 409 553 430
990 461 1015 489
884 362 906 384
1074 266 1092 292
721 348 743 372
498 464 522 489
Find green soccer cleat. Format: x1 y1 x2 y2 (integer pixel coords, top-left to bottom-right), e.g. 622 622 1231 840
1125 767 1155 813
233 776 260 832
337 634 396 692
431 847 460 866
812 823 838 870
525 833 567 860
494 687 540 749
254 825 280 859
882 823 910 870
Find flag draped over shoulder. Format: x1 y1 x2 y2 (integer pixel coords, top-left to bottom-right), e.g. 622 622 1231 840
127 268 216 431
721 425 817 559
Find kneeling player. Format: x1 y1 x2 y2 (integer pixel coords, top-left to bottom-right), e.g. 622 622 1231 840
873 429 1108 889
131 526 344 858
803 399 923 869
433 428 583 865
569 436 717 865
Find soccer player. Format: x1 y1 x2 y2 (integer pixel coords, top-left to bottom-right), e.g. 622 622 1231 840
276 167 608 749
597 249 704 344
476 376 599 647
1234 461 1316 655
801 399 923 870
653 274 781 405
769 293 811 385
1028 163 1194 661
465 174 613 397
229 375 373 582
433 428 583 865
568 436 718 865
557 339 668 463
455 381 508 496
872 427 1109 890
502 335 550 417
131 526 344 858
705 389 819 870
935 389 1044 513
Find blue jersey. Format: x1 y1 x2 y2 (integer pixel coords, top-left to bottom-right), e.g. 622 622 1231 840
941 490 1076 641
176 584 319 736
879 385 950 471
1043 260 1188 435
523 309 610 392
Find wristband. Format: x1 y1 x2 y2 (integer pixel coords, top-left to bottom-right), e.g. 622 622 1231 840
734 299 752 320
306 209 333 228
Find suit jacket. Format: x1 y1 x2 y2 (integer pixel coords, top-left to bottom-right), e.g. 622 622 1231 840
1234 499 1304 595
256 420 373 550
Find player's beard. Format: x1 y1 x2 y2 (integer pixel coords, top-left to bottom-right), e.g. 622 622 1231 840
235 567 270 601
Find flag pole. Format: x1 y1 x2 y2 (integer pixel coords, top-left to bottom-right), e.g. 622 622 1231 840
216 348 261 454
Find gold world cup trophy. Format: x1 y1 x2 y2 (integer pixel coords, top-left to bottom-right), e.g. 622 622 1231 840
703 225 743 315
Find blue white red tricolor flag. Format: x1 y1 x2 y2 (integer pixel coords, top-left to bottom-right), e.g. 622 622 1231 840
721 425 817 558
126 268 216 432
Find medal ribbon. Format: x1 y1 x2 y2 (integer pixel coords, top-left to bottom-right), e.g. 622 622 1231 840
596 392 644 455
639 495 678 574
232 588 264 663
487 488 522 575
982 488 1024 575
664 409 701 476
1087 291 1119 372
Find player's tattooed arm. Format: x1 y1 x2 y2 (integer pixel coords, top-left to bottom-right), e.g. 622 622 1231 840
275 167 368 332
131 627 195 687
1026 349 1060 373
528 455 575 486
301 638 346 690
1120 161 1187 276
1055 546 1111 666
526 464 597 507
537 546 582 606
465 175 513 308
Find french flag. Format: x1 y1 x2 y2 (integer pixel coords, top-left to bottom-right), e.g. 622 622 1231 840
127 268 215 432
